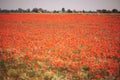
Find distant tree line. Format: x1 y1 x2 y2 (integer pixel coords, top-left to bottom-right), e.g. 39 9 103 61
0 8 120 13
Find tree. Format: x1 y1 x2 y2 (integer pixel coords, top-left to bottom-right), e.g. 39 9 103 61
26 8 30 13
53 10 57 13
38 8 43 13
97 10 102 13
18 8 23 13
32 8 39 13
0 8 1 12
102 9 107 13
112 9 118 13
62 8 65 13
73 9 78 13
67 9 72 13
82 10 85 13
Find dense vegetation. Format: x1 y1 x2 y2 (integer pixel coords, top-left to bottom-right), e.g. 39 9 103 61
0 14 120 80
0 8 120 13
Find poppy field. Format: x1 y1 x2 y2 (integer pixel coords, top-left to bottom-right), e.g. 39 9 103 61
0 14 120 80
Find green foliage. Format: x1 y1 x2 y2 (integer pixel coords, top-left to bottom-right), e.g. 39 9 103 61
0 50 119 80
